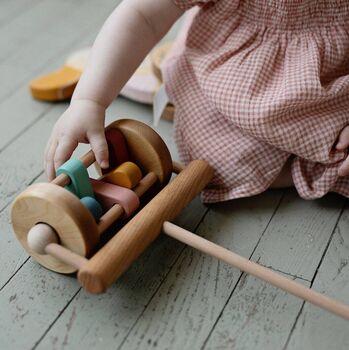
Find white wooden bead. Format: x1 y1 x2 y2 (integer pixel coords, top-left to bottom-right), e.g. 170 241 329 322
27 223 59 255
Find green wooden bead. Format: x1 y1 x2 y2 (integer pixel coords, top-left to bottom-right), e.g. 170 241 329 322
56 158 94 198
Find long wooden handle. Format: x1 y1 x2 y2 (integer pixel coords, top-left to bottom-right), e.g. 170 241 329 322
78 160 214 293
162 222 349 320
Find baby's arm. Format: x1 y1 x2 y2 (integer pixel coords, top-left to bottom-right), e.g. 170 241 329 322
45 0 184 180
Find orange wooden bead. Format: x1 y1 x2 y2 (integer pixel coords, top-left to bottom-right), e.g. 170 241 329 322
101 161 142 189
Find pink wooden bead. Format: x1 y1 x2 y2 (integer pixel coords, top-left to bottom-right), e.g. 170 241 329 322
90 178 139 218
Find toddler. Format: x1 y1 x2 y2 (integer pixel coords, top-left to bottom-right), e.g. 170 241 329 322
45 0 349 203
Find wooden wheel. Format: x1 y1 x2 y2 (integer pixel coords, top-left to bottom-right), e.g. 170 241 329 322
11 183 99 273
105 119 173 186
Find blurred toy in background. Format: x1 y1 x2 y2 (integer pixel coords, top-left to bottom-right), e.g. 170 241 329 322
29 48 89 102
29 44 173 122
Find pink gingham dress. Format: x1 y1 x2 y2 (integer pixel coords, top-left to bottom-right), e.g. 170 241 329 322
163 0 349 203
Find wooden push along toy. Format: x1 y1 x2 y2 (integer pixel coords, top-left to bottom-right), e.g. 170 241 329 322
10 119 349 320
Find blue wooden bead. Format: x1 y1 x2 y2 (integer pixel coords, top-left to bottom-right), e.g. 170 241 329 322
80 196 103 222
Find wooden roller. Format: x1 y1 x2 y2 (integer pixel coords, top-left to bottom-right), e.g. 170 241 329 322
12 119 172 273
10 118 349 321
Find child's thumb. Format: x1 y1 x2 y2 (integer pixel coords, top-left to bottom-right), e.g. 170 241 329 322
89 133 109 169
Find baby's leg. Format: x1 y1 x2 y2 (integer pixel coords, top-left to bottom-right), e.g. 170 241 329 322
270 156 294 188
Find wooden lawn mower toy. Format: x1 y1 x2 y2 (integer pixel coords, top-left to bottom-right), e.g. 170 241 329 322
11 119 349 320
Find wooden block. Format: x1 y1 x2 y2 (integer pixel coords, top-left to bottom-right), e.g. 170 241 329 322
101 161 142 189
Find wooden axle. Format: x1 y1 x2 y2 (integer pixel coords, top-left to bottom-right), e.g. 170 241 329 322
28 215 349 320
53 150 95 187
162 222 349 321
26 216 349 320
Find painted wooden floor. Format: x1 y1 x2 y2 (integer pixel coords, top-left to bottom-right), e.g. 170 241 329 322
1 1 349 349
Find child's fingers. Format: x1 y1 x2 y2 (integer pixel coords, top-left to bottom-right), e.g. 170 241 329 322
338 156 349 177
44 139 58 181
336 126 349 150
88 133 109 169
54 139 78 173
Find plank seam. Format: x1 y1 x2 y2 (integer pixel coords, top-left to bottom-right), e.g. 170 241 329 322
0 171 45 291
259 263 311 282
201 189 286 349
0 0 45 30
117 207 211 350
282 199 347 350
0 107 52 154
31 287 82 350
0 0 109 105
0 170 44 214
0 257 30 292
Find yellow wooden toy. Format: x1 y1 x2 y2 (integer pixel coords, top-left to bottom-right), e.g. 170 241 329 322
100 161 142 189
29 48 89 101
10 119 349 321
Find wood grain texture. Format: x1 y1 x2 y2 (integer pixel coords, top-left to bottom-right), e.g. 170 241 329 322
119 192 283 350
163 222 349 320
204 191 346 349
34 197 209 350
0 0 117 152
251 190 345 280
286 206 349 350
0 262 79 349
204 273 309 350
0 0 43 28
0 105 70 210
0 207 28 289
0 1 96 103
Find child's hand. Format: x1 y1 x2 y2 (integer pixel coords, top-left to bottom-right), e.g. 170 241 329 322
336 125 349 176
44 99 109 181
43 0 183 182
